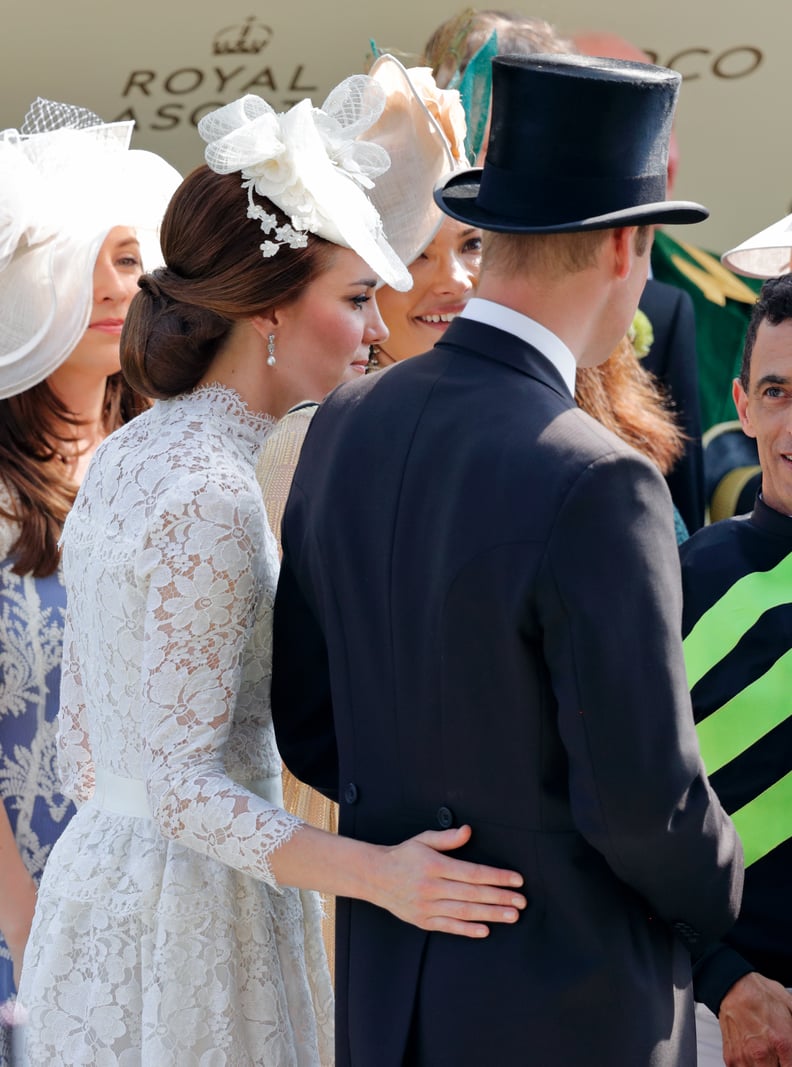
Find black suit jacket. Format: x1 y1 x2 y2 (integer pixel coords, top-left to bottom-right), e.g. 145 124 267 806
272 317 742 1067
640 277 705 533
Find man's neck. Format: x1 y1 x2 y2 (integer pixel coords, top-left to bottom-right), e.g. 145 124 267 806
475 272 606 369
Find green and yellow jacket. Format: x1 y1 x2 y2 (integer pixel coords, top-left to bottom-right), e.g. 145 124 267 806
681 493 792 1011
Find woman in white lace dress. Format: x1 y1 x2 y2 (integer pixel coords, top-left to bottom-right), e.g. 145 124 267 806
17 84 526 1066
0 99 179 1063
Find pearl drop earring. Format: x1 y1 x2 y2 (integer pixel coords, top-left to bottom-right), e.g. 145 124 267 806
267 333 276 367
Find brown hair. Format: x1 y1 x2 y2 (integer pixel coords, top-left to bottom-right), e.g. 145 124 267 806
121 165 337 400
424 9 572 88
481 226 651 279
481 229 606 278
576 339 685 476
740 273 792 390
0 374 148 577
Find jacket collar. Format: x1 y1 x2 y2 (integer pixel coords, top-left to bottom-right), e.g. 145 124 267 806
435 316 575 402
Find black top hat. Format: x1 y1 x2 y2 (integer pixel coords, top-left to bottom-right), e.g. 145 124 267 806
435 54 708 233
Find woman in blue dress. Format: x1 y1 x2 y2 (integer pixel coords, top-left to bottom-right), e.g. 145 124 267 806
0 97 180 1062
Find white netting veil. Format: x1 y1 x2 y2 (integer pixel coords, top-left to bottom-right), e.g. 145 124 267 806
198 77 412 291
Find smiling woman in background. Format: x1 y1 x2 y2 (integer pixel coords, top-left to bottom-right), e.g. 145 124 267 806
364 53 480 370
368 218 481 367
0 98 179 1058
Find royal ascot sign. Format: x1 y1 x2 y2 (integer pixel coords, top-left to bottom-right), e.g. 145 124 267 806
643 44 762 80
1 3 789 251
113 23 766 135
113 18 319 133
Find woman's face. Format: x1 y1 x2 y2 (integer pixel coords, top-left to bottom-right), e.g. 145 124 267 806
64 226 142 379
374 217 481 364
271 246 389 406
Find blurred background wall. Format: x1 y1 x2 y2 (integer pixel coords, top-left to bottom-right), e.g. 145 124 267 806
1 1 787 253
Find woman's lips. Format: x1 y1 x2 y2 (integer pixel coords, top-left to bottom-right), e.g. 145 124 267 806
89 319 125 334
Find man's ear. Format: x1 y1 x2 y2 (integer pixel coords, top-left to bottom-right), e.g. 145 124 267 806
609 226 638 280
732 376 756 438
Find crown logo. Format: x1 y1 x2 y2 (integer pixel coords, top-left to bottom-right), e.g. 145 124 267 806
213 17 273 56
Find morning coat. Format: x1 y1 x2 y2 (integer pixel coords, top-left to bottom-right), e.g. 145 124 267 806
272 316 743 1067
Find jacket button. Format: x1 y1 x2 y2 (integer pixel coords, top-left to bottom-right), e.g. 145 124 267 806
344 782 359 805
436 806 454 829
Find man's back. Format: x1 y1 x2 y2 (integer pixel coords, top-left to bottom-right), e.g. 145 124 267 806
273 318 742 1066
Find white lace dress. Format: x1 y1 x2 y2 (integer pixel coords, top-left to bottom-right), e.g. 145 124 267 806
17 385 334 1066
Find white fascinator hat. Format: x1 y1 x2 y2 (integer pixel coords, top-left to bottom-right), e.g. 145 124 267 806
199 75 413 291
0 98 181 400
721 211 792 279
361 54 470 271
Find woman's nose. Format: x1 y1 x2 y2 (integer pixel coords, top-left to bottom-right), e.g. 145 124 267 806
365 297 389 347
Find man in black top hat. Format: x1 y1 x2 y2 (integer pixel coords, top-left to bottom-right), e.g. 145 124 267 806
272 54 743 1066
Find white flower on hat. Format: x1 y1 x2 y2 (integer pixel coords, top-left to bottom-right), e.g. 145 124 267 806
313 79 390 190
202 100 297 198
198 78 412 291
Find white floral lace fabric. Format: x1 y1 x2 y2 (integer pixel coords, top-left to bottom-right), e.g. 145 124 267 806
17 385 333 1066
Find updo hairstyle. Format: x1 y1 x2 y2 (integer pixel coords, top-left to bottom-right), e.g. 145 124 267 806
121 165 336 400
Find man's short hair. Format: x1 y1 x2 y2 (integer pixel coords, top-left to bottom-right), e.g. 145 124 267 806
481 226 651 279
741 274 792 389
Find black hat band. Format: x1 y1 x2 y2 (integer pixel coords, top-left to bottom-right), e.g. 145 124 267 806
477 160 667 223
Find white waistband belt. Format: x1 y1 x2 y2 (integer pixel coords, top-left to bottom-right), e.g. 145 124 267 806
92 768 150 818
89 768 284 819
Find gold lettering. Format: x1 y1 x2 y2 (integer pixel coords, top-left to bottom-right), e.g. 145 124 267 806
164 68 204 95
289 65 317 93
112 106 138 123
241 68 277 92
713 46 762 79
213 66 245 92
666 48 709 81
151 103 183 131
122 71 156 97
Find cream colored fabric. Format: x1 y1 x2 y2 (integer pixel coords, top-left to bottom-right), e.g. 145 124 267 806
257 403 339 976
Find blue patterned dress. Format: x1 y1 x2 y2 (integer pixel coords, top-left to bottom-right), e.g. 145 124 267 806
0 505 75 1065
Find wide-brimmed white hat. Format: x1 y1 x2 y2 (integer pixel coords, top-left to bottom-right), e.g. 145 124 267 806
0 98 181 399
361 54 470 270
721 212 792 279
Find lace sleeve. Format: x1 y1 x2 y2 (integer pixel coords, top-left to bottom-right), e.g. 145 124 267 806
136 475 302 887
57 585 96 805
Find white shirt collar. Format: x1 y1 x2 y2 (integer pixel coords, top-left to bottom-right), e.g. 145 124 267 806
460 297 577 398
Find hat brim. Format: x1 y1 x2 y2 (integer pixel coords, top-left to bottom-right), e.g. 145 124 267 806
366 55 460 267
721 212 792 279
434 169 709 233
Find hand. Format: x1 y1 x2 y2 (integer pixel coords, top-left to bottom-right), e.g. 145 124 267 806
371 824 526 938
720 972 792 1066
